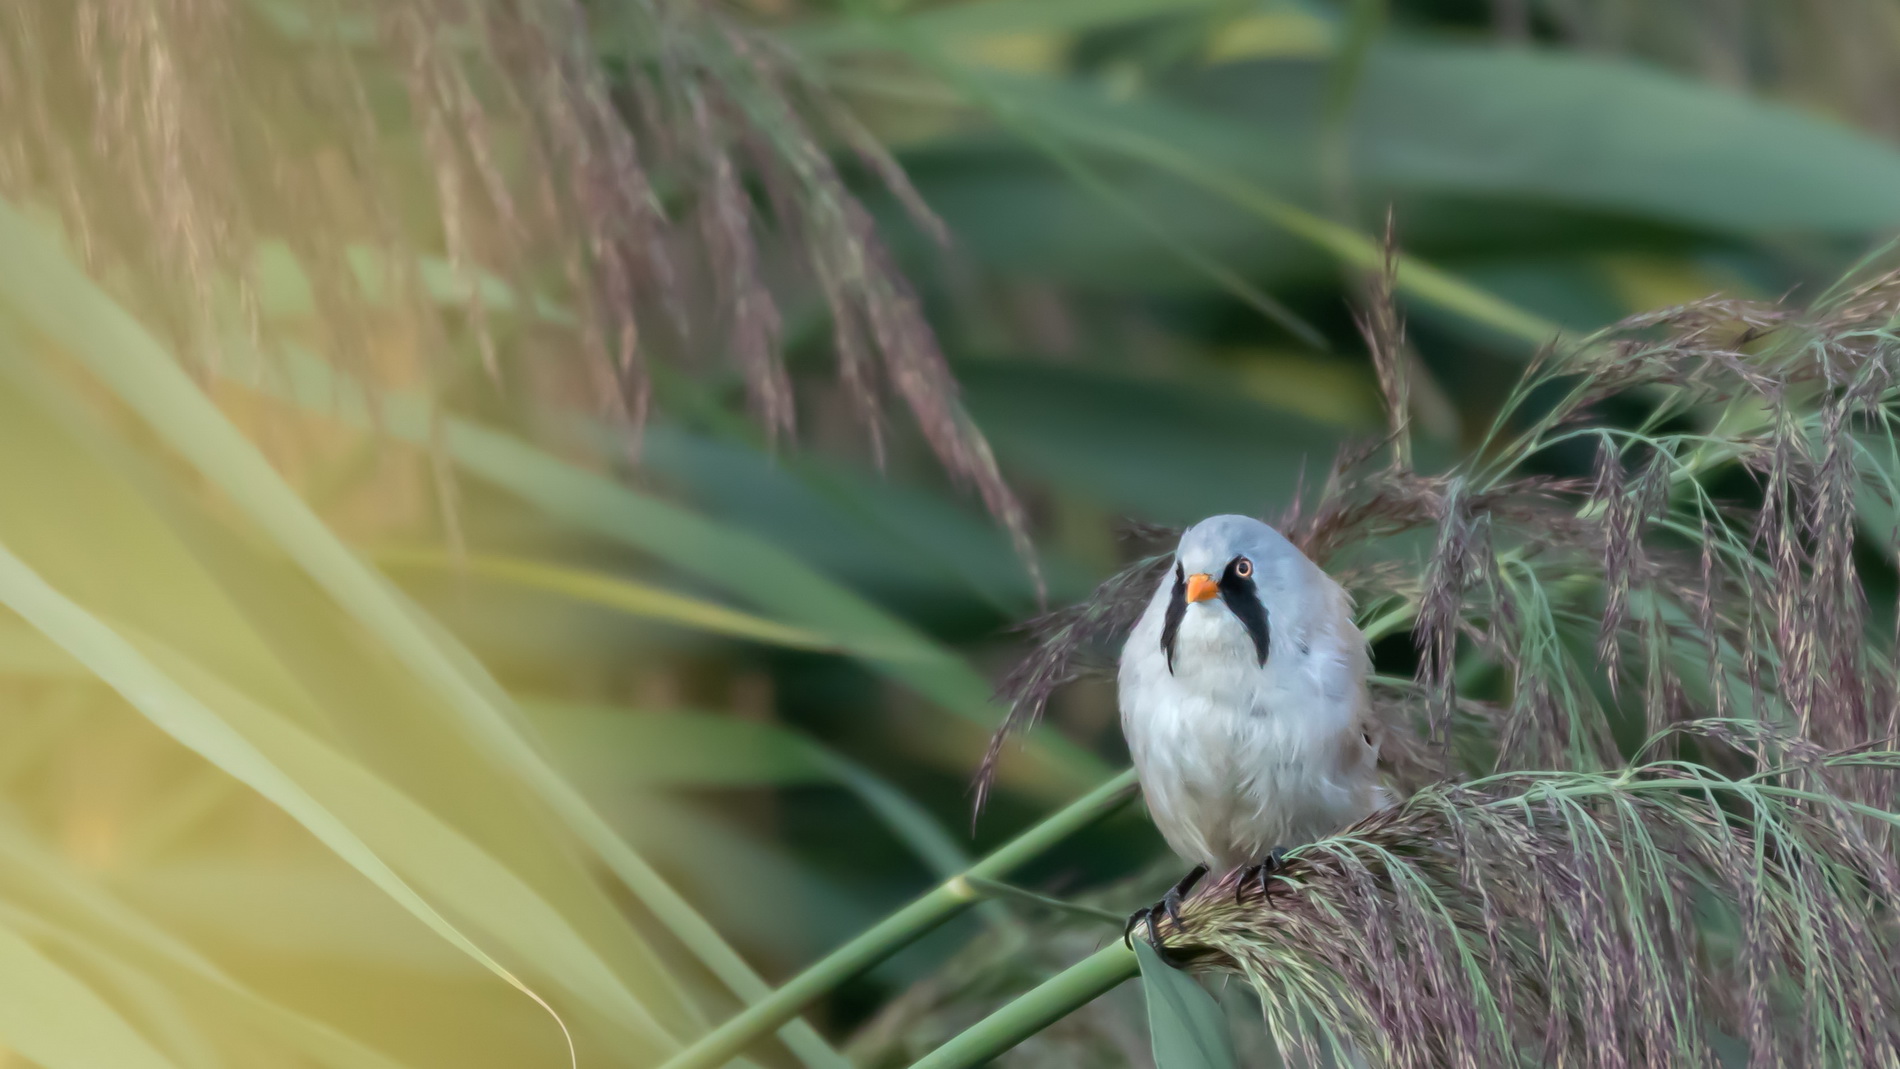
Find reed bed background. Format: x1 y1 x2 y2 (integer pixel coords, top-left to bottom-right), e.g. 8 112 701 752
1 0 1899 1066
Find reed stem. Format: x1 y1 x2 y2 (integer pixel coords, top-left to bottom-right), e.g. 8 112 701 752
905 944 1139 1069
655 769 1140 1069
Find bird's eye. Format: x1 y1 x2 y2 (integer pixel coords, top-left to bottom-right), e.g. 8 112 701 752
1233 557 1253 579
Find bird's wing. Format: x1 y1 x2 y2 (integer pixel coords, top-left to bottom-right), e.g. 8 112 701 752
1117 577 1176 725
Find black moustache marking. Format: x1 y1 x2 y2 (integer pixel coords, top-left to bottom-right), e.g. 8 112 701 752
1219 556 1271 666
1161 562 1186 674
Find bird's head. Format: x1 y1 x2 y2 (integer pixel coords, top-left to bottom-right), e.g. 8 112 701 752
1160 514 1304 673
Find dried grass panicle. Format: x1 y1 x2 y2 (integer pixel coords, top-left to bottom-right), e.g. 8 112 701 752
0 0 1031 549
1327 267 1900 774
985 263 1900 803
973 522 1178 815
1358 210 1413 467
976 258 1900 1061
1148 731 1900 1068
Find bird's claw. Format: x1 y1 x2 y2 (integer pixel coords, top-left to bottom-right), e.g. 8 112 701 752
1122 904 1158 949
1162 884 1187 930
1234 846 1289 904
1124 864 1209 949
1120 892 1179 949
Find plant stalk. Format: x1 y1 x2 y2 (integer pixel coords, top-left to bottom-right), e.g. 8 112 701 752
655 769 1140 1069
905 944 1139 1069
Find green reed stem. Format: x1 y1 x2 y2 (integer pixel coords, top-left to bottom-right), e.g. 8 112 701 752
656 769 1141 1069
906 944 1140 1069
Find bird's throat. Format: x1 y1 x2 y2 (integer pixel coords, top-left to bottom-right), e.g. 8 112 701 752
1162 597 1270 677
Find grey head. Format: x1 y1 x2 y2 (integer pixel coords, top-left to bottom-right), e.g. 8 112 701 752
1160 514 1312 674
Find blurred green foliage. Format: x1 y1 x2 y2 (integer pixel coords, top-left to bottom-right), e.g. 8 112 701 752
0 0 1898 1066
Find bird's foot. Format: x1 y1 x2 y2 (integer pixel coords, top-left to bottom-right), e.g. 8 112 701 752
1123 863 1208 949
1234 846 1290 904
1121 904 1154 949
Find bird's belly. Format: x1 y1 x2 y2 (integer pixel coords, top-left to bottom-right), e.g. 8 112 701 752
1129 690 1367 872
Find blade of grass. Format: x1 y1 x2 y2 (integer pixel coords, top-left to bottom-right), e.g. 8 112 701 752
1136 938 1239 1069
834 5 1326 347
785 0 1237 55
0 535 582 1062
1045 117 1541 348
961 876 1127 925
820 62 1563 349
0 199 846 1069
0 902 223 1069
0 324 724 1045
127 636 694 1054
371 547 844 652
244 346 1108 797
813 750 988 888
0 808 419 1069
525 700 1004 908
0 910 184 1069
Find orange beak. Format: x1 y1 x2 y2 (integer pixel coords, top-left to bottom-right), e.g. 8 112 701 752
1184 572 1219 603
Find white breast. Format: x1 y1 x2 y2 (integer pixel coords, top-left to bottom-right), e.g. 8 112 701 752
1118 578 1381 872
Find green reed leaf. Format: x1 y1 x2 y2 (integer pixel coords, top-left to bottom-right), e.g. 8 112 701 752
1136 940 1240 1069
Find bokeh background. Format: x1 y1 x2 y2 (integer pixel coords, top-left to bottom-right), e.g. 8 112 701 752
3 1 1900 1066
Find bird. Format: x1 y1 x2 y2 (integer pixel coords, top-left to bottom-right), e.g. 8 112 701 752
1118 514 1391 944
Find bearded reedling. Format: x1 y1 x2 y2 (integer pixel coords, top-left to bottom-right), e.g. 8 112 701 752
1118 515 1392 943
